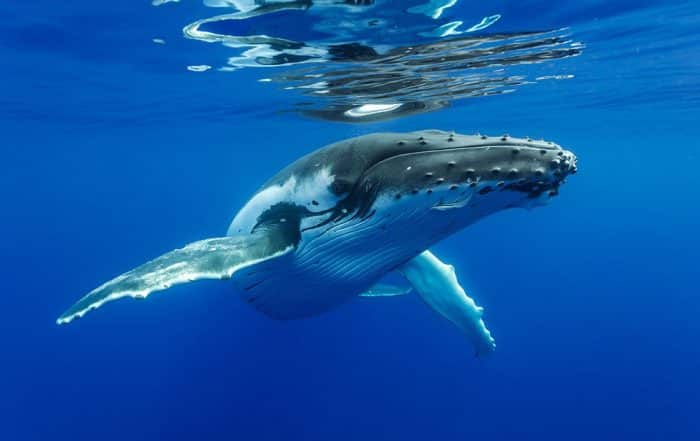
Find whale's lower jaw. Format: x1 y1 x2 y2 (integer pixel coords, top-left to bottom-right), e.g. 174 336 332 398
231 185 513 319
233 207 427 319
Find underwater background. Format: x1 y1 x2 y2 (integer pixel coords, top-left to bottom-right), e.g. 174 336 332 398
1 0 699 440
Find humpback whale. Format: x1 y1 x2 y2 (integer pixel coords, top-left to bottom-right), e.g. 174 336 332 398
57 130 577 355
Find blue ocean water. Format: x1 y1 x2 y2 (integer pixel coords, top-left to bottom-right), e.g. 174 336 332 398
1 0 699 440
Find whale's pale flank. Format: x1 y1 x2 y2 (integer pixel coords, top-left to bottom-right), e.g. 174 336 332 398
57 130 577 355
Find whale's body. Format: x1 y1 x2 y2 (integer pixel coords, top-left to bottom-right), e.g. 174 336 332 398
57 130 577 355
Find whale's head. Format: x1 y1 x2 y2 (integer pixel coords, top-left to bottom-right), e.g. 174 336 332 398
330 130 577 234
229 130 576 247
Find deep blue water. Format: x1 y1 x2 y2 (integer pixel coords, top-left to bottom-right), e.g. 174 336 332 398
2 1 699 440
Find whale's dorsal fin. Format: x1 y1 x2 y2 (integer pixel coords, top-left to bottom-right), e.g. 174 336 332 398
56 227 296 325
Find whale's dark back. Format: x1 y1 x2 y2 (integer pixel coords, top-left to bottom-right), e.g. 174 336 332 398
258 130 563 197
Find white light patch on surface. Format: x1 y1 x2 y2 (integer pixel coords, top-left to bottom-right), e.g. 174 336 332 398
204 0 256 11
536 74 575 81
419 21 464 37
344 103 402 118
225 45 327 68
466 14 501 32
187 65 212 72
408 0 458 19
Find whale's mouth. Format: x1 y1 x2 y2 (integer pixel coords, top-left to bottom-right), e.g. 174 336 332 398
498 147 578 199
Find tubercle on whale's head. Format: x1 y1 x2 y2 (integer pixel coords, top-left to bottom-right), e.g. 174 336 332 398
359 131 578 215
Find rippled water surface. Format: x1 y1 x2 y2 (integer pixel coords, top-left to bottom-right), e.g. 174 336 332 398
3 0 698 124
1 1 699 441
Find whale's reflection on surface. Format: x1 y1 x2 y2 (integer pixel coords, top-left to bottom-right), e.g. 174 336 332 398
181 1 583 122
276 31 582 121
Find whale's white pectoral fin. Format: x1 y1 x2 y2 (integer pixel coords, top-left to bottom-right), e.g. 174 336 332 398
359 283 413 297
56 232 295 325
399 250 496 356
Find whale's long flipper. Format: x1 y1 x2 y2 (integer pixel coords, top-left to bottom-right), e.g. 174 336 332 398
56 232 295 325
399 251 496 356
